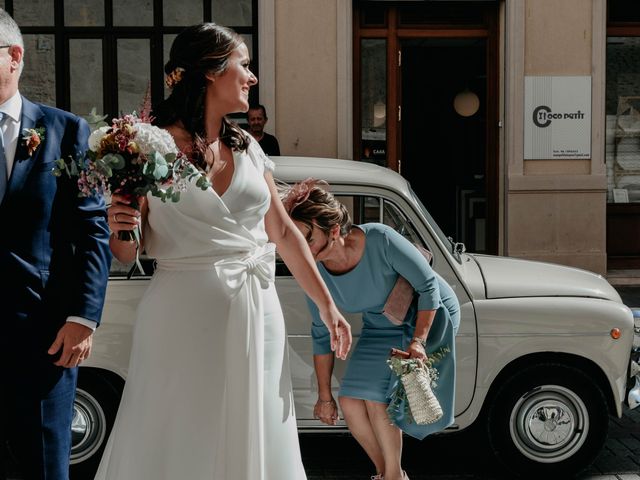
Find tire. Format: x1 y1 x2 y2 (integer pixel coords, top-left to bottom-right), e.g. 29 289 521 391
487 363 609 478
69 370 123 480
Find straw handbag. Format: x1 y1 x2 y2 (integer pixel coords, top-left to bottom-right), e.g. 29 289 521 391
387 348 443 425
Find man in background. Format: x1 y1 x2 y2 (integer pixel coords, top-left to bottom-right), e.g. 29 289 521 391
246 104 281 156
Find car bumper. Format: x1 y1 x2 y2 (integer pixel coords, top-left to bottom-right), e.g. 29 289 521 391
627 309 640 409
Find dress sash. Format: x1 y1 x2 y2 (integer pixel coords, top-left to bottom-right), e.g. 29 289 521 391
158 243 276 479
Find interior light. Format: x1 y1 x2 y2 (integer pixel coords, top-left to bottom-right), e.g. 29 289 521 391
453 89 480 117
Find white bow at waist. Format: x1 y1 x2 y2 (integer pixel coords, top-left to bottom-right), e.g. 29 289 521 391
155 243 276 294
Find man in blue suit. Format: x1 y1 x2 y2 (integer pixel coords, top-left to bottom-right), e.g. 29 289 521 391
0 9 111 480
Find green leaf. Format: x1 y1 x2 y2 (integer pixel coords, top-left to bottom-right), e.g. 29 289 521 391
104 153 125 170
145 152 169 180
69 160 79 176
95 158 112 177
195 175 211 190
83 107 109 129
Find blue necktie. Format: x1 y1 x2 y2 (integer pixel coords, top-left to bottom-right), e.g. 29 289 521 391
0 112 6 204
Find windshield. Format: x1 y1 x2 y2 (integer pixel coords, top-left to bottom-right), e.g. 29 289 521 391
408 185 462 262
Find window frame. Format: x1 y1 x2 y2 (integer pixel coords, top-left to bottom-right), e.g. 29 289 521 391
9 0 259 120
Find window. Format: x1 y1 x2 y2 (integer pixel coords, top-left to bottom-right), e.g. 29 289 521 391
7 0 258 277
606 37 640 203
11 0 258 121
275 192 430 277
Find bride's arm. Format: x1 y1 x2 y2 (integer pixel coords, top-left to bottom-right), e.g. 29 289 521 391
263 172 352 360
107 193 148 264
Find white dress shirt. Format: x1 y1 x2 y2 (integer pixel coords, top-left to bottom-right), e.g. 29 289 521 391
0 91 96 331
0 89 22 176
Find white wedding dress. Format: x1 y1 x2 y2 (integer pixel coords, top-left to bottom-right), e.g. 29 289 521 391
94 140 307 480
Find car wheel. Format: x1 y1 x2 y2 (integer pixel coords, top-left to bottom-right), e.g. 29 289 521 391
69 370 123 479
487 363 608 478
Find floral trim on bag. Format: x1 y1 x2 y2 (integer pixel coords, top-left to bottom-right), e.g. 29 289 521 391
22 127 45 156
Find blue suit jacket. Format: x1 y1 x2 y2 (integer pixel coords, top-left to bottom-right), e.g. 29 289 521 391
0 97 111 354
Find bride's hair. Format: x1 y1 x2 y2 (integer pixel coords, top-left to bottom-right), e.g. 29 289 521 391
153 23 250 166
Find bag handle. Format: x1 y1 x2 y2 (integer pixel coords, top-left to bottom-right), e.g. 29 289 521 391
389 347 410 359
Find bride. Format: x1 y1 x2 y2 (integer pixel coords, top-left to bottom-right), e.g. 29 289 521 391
94 23 351 479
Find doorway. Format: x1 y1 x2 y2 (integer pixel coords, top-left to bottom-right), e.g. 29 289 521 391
401 38 488 253
354 1 499 254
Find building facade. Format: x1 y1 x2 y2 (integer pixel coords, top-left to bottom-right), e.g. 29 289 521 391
10 0 640 275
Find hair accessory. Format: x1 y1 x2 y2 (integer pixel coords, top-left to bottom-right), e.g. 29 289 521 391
165 67 185 88
281 177 326 213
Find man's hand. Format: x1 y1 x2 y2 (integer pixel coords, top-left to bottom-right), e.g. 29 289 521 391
48 323 94 368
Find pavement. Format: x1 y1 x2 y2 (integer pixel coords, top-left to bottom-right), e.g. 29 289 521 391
300 404 640 479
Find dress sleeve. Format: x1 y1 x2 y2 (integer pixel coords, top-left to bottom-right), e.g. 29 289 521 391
305 296 333 355
247 137 275 173
382 227 440 311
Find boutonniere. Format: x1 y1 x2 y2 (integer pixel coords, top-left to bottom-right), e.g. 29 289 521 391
22 127 45 156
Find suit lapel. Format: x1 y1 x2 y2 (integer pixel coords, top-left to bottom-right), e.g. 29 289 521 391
7 97 45 196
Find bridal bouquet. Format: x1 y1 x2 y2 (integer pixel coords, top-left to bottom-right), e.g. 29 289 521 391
53 111 210 244
386 346 450 425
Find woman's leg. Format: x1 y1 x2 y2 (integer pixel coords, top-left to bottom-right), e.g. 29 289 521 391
364 400 404 480
339 396 385 475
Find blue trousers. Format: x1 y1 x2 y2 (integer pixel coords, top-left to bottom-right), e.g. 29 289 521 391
1 361 77 480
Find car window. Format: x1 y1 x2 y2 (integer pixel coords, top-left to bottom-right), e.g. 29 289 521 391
276 193 431 276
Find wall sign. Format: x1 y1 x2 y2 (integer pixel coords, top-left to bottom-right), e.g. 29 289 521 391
524 76 591 159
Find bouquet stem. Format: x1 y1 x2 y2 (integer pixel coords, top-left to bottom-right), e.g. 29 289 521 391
115 196 146 278
117 230 136 242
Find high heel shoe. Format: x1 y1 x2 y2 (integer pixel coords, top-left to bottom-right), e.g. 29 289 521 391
370 475 384 480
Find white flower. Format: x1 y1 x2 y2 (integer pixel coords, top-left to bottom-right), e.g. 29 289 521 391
88 126 110 152
134 122 179 156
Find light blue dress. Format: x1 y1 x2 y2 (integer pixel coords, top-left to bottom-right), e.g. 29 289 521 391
307 223 460 439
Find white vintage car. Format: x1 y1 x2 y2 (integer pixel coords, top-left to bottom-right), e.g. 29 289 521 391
71 157 640 478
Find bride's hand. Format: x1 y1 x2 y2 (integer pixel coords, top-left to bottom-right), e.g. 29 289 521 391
108 194 145 236
320 307 352 361
313 397 339 425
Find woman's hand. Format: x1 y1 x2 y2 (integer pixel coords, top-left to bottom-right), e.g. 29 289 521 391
313 397 339 425
320 306 352 361
408 339 428 362
108 193 145 237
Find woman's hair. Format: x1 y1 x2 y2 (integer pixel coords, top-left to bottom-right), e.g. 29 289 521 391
153 22 250 165
281 178 352 237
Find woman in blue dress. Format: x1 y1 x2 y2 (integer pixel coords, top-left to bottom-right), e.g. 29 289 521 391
282 179 460 480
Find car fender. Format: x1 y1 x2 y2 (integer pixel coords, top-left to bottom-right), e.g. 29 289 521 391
457 297 634 427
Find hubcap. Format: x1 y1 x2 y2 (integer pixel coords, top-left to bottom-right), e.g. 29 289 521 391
70 388 106 465
509 385 588 463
